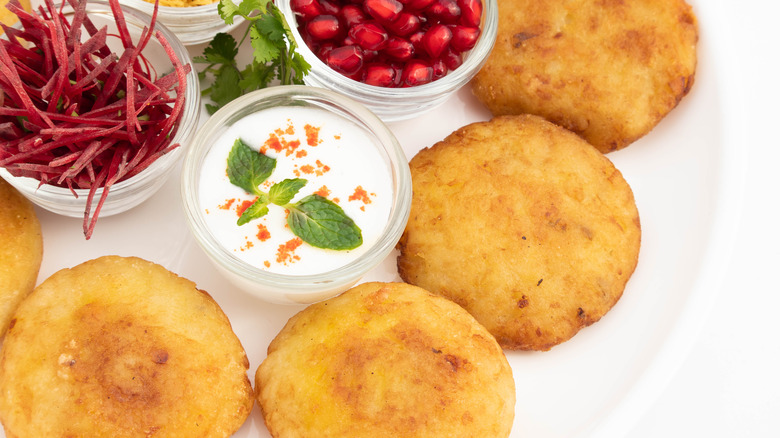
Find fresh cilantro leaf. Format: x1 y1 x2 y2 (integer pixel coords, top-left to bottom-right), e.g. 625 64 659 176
217 0 240 24
269 178 307 206
197 0 310 113
200 32 238 65
249 24 281 65
237 198 270 225
287 195 363 250
227 138 276 195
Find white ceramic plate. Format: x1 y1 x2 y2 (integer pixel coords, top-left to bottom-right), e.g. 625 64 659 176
13 0 743 436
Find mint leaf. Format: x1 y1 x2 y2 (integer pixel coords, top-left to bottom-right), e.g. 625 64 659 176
237 197 270 225
269 178 307 206
287 195 363 250
227 139 276 195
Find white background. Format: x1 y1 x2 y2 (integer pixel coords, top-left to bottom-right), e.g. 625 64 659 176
630 1 780 436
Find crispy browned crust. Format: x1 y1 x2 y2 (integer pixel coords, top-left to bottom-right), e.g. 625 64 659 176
0 256 253 437
0 178 42 339
256 282 516 437
398 115 641 351
471 0 698 152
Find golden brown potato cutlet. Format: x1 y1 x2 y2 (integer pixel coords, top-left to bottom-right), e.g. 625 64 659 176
256 281 516 437
0 178 42 339
398 115 641 351
0 255 253 437
471 0 698 153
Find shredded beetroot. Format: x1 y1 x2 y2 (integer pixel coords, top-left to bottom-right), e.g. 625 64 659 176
0 0 190 239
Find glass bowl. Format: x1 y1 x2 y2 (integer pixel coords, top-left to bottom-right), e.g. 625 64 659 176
0 1 200 221
181 85 412 304
119 0 242 46
276 0 498 122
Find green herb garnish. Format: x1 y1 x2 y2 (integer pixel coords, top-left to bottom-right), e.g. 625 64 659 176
194 0 311 115
227 139 362 250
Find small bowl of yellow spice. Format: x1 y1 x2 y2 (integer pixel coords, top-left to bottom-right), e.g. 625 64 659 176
119 0 243 46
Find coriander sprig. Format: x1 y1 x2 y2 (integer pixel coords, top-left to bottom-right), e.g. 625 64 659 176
228 139 363 251
194 0 311 114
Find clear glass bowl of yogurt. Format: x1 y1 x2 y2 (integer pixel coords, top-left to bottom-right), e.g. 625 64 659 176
181 85 412 304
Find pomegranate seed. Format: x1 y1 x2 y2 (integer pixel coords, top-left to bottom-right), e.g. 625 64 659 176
318 0 341 14
440 46 462 70
457 0 482 27
421 24 452 58
405 0 435 11
426 0 461 24
349 22 390 50
363 49 381 62
339 5 368 28
431 58 448 79
409 30 425 52
401 60 434 86
291 0 324 21
306 15 341 41
449 25 480 52
383 37 415 61
364 63 400 87
386 12 422 36
317 42 337 59
326 45 365 75
364 0 403 22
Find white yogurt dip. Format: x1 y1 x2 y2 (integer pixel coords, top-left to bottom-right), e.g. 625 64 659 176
197 105 394 275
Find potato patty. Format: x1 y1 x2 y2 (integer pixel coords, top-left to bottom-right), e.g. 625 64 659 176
256 281 516 437
0 256 253 437
0 178 42 339
398 115 641 351
471 0 698 152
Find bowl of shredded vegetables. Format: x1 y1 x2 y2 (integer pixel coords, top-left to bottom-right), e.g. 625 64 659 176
0 0 200 239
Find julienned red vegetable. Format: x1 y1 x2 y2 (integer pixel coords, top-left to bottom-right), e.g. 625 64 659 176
0 0 190 239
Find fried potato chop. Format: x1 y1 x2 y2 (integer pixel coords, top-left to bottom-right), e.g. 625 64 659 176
256 282 516 438
0 178 42 339
398 115 641 351
0 256 253 437
471 0 698 153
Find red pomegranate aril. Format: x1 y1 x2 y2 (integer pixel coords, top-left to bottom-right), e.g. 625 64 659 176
440 46 463 70
317 42 337 59
405 0 435 12
326 45 365 75
364 63 400 87
426 0 461 24
401 60 434 86
457 0 482 27
431 58 448 79
386 12 422 36
409 30 426 52
449 25 480 52
364 0 403 22
421 24 452 58
340 4 368 28
306 15 341 41
318 0 341 14
291 0 324 21
349 22 390 50
383 37 415 61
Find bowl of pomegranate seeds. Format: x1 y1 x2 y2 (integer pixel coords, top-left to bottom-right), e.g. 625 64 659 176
0 0 200 239
278 0 497 122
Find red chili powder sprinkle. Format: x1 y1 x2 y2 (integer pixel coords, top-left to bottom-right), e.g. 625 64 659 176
264 260 271 268
304 124 321 146
236 198 256 217
263 133 283 153
219 198 236 210
334 134 341 140
240 241 254 251
276 237 303 264
315 185 331 197
315 159 331 176
296 149 308 158
333 197 340 204
256 223 271 241
299 164 315 175
349 186 372 204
